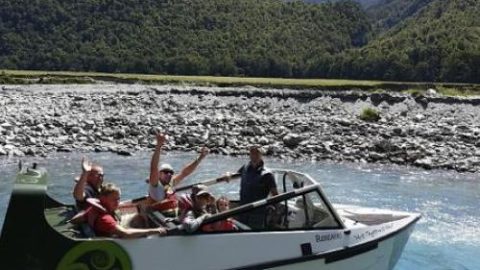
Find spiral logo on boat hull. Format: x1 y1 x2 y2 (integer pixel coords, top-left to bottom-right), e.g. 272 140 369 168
56 241 131 270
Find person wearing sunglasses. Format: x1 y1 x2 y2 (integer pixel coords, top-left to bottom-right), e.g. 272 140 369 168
73 156 105 210
148 132 209 203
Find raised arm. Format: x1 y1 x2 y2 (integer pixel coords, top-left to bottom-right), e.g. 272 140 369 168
149 132 166 187
73 157 92 202
172 147 209 186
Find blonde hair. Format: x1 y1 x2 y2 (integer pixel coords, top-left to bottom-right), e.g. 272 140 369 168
216 196 230 209
99 182 120 197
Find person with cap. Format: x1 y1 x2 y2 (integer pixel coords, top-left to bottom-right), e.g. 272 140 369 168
237 145 278 229
180 185 216 233
73 156 104 210
148 132 209 203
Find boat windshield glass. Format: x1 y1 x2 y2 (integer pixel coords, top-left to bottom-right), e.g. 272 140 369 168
142 170 342 234
272 170 316 193
287 190 340 229
200 189 341 232
179 170 341 232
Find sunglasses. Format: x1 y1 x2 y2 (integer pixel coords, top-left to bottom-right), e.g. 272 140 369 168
160 170 174 175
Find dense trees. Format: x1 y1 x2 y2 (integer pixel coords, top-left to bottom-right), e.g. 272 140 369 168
305 0 382 8
334 0 480 83
0 0 478 82
366 0 432 33
0 0 370 77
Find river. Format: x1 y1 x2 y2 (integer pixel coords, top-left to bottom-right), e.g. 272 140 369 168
0 152 479 269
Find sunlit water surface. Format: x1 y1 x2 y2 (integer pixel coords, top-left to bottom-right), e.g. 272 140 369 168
1 152 479 270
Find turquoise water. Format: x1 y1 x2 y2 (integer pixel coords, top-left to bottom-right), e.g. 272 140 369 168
1 152 479 270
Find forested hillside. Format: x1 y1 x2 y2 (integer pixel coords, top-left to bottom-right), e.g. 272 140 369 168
0 0 369 77
366 0 431 33
305 0 381 8
325 0 480 82
0 0 479 82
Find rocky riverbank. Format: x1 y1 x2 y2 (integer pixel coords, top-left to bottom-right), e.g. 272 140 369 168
1 84 480 172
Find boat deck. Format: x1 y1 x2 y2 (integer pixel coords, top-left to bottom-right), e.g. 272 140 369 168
45 206 85 239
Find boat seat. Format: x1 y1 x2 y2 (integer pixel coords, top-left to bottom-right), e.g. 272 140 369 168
46 206 90 239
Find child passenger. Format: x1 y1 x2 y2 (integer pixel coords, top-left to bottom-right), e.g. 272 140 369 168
80 183 167 238
212 196 236 231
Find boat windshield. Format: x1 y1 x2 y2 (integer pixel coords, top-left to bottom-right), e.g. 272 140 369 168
193 169 344 232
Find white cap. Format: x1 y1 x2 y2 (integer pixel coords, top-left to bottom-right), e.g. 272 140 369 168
193 184 213 198
159 163 174 173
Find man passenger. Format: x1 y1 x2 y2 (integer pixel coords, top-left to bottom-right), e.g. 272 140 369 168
73 157 104 210
148 132 209 203
181 185 215 233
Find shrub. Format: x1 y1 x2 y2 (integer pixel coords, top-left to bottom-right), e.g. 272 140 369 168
359 107 380 122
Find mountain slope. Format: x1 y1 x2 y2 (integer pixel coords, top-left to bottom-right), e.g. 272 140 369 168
0 0 478 83
0 0 370 77
306 0 480 83
366 0 431 33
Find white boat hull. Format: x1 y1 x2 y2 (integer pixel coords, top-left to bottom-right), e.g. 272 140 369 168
114 213 418 270
270 224 414 270
1 167 420 270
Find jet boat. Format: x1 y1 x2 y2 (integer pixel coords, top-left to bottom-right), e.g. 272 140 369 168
0 164 420 270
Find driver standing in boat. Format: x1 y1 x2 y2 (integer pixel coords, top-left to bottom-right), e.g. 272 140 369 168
238 146 278 229
72 156 104 210
148 132 209 204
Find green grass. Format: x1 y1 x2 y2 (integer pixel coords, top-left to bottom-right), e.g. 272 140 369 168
0 69 383 88
436 86 479 97
1 69 480 94
402 85 480 97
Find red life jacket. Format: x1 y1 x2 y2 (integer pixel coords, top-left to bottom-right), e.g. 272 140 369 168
200 219 236 232
216 219 236 231
148 184 179 213
85 198 109 229
68 198 108 225
68 198 117 237
177 193 194 220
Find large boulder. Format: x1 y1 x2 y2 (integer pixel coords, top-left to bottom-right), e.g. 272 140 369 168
0 122 13 130
283 133 304 148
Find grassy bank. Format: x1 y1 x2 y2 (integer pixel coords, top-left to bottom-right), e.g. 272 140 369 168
1 69 479 96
